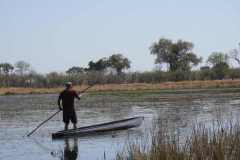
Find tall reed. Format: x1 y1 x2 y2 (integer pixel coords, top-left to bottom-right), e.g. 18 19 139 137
116 119 240 160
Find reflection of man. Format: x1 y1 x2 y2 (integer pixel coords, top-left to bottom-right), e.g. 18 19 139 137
64 138 78 160
58 82 81 130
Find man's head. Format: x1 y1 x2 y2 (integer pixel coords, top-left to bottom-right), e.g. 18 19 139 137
65 82 73 89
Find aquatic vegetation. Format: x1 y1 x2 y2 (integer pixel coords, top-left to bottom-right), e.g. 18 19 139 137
116 119 240 160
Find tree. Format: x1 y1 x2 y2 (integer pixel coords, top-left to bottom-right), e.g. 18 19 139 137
0 63 14 75
199 66 212 80
150 38 202 72
207 52 229 67
207 52 229 79
212 62 229 80
0 62 14 87
87 58 109 71
229 43 240 66
66 66 85 74
108 54 131 75
15 61 31 75
46 72 65 87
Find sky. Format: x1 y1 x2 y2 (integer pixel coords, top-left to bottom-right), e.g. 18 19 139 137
0 0 239 73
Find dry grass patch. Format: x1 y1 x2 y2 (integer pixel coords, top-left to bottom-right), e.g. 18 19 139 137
1 79 240 95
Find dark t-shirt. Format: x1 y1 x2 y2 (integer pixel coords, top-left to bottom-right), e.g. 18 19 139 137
58 89 80 112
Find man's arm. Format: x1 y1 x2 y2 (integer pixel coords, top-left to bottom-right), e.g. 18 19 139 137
58 93 63 110
74 91 81 100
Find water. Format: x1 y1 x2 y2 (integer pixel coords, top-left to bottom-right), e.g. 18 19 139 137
1 91 240 160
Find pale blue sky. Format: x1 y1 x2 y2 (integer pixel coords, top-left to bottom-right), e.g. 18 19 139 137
0 0 239 73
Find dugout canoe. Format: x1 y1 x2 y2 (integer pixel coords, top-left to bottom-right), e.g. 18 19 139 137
52 116 144 139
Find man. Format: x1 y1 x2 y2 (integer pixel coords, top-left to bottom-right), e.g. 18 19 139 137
58 82 81 130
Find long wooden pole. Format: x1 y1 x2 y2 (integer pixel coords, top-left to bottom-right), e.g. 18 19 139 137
27 110 61 137
26 85 94 137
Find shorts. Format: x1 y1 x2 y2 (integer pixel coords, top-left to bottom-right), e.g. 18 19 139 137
63 110 77 124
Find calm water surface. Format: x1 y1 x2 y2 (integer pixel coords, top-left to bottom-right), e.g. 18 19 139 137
1 91 240 160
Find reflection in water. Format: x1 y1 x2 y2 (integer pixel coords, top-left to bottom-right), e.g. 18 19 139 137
64 138 78 160
50 138 79 160
53 138 78 160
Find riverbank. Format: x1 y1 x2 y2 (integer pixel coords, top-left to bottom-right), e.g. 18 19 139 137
1 79 240 95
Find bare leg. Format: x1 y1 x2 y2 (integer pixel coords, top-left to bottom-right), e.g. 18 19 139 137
73 123 77 130
65 123 69 130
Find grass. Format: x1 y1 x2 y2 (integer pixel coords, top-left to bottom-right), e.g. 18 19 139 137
115 119 240 160
2 79 240 95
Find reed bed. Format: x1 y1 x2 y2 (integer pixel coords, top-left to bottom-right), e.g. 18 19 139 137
116 120 240 160
2 79 240 95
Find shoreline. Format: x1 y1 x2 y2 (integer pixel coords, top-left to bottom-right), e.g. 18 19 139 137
1 79 240 95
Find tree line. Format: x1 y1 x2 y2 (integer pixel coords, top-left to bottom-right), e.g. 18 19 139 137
0 38 240 87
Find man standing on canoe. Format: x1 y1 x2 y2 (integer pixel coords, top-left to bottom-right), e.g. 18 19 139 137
58 82 81 130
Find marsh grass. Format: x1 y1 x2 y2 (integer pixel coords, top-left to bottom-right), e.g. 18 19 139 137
116 119 240 160
2 80 240 95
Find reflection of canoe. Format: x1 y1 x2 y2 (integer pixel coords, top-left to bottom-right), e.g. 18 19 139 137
52 116 144 139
